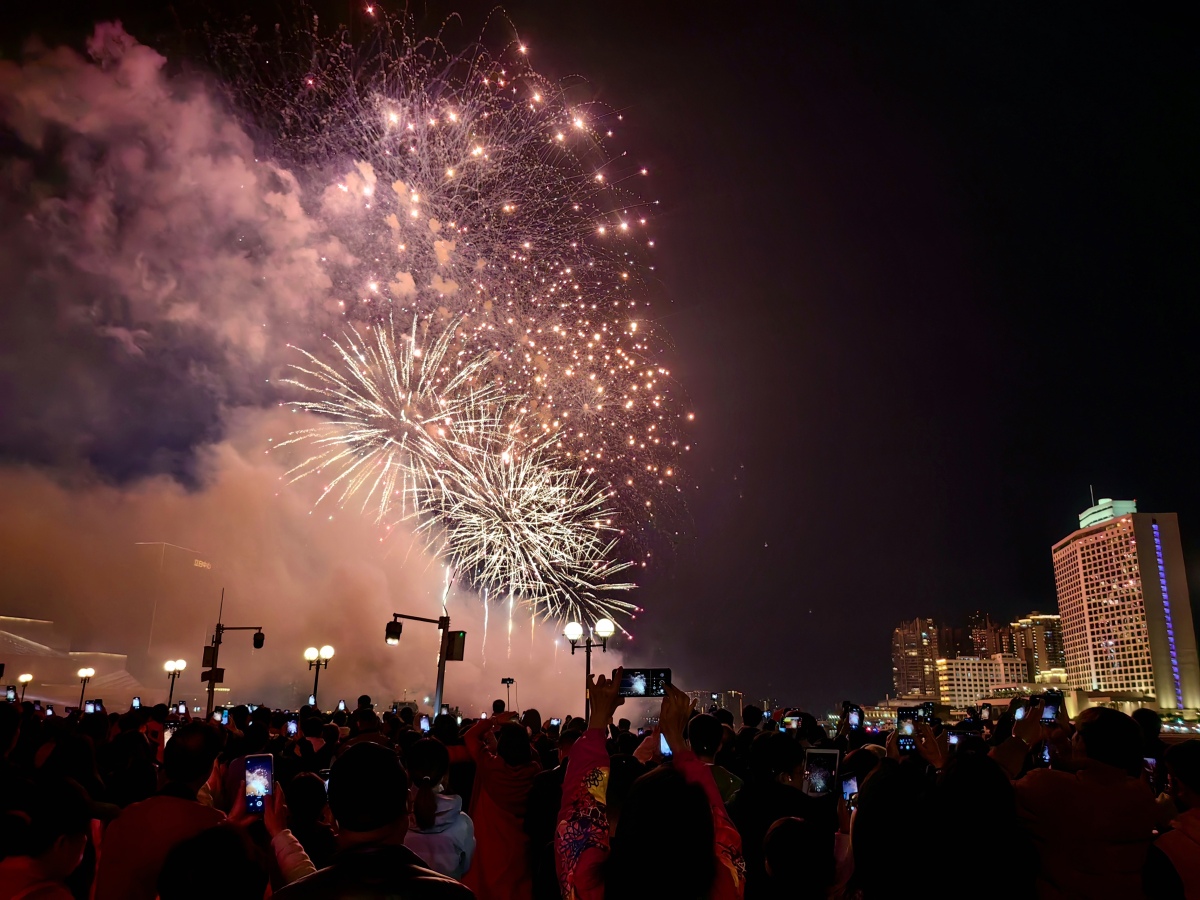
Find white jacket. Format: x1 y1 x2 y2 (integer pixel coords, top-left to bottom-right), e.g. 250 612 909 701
403 790 476 881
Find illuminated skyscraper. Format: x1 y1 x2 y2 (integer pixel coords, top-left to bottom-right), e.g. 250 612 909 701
892 618 939 699
1010 611 1065 678
1052 499 1200 710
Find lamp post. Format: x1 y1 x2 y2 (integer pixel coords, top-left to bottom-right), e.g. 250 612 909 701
165 660 186 707
385 613 464 714
563 618 616 721
18 673 32 702
305 645 334 705
77 668 95 709
501 677 515 711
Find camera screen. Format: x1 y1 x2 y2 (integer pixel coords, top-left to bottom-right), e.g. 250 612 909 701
841 774 858 800
616 668 671 698
286 719 298 735
848 710 861 728
948 733 960 745
244 755 273 813
84 702 95 714
5 687 15 702
897 716 915 736
177 702 187 715
802 749 839 797
659 732 672 757
420 715 431 733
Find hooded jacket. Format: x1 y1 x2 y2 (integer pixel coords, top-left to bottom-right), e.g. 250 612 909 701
405 790 477 881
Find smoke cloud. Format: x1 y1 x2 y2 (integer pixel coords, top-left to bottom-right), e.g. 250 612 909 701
0 25 610 716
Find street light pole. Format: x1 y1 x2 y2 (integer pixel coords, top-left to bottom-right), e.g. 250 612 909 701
385 613 459 714
18 674 32 702
501 677 514 711
305 645 334 705
564 619 616 721
165 660 186 707
77 668 94 709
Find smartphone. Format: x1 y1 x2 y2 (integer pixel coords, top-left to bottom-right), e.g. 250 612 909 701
419 715 431 733
1144 757 1157 780
85 701 96 714
1041 690 1064 724
1014 706 1026 721
177 701 187 715
896 708 917 753
615 668 671 698
782 715 801 731
221 709 230 726
659 732 672 757
847 708 862 729
337 699 346 712
917 701 934 724
841 774 858 801
46 704 54 716
308 694 316 707
802 748 839 797
132 696 141 710
980 703 991 722
947 732 960 746
94 699 103 710
440 703 450 716
5 686 15 703
550 718 561 726
287 719 298 736
244 754 273 814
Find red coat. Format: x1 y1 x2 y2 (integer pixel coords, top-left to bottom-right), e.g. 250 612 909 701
460 718 540 900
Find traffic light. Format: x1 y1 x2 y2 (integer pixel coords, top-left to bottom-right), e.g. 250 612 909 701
252 631 265 649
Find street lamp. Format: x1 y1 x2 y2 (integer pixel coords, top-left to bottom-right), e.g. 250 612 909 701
305 644 334 704
18 673 32 701
165 659 186 707
564 618 616 720
501 677 515 711
384 613 464 714
77 667 95 709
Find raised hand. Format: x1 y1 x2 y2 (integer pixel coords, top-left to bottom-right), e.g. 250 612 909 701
659 682 694 756
588 668 624 730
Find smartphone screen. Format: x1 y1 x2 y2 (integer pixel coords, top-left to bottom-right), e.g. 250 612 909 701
308 694 316 707
177 701 187 715
132 697 141 709
848 709 861 728
419 715 431 733
841 774 858 801
46 704 54 716
286 719 298 736
802 748 839 796
221 710 230 725
1144 757 1157 780
6 687 16 702
244 754 273 814
1014 706 1026 721
980 704 991 721
1041 692 1063 723
615 668 671 698
783 715 800 731
659 732 672 757
947 732 960 746
550 717 561 726
85 701 95 714
337 700 346 712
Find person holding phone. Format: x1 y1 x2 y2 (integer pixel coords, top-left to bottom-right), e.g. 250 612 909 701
555 669 745 900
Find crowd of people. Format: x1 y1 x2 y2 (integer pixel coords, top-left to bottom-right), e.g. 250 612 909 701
2 670 1199 899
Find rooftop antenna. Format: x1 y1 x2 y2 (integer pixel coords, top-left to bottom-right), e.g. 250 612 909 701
1089 484 1096 506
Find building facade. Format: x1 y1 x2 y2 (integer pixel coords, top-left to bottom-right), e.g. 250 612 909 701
892 618 939 698
936 654 1028 708
1052 499 1200 710
1010 612 1065 679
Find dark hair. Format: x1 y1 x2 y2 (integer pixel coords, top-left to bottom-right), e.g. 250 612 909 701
557 730 581 753
617 718 631 733
1076 708 1143 774
357 695 372 709
300 716 324 739
1166 739 1200 794
763 817 833 897
521 708 542 734
407 738 451 830
321 723 340 745
496 722 533 767
398 706 415 725
742 705 764 728
162 723 221 786
748 730 801 780
158 825 267 900
328 742 408 832
352 708 381 734
0 773 91 858
431 714 460 744
0 703 21 756
606 765 715 898
687 714 722 757
287 772 329 825
713 708 734 728
1132 708 1162 739
492 699 506 715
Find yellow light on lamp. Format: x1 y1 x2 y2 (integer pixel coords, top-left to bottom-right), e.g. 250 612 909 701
18 674 32 684
77 667 95 679
304 647 319 662
164 661 176 673
175 660 186 671
563 622 584 642
594 618 616 639
319 645 335 660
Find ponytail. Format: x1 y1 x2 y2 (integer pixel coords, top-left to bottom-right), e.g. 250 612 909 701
413 775 438 830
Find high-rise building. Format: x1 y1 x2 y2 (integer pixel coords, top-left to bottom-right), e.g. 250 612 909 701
1010 611 1065 679
937 625 973 659
892 618 939 698
968 613 1014 658
936 654 1028 708
1052 499 1200 710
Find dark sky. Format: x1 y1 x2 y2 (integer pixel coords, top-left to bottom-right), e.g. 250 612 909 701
8 2 1200 711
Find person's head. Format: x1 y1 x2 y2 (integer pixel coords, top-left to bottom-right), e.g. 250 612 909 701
398 706 415 727
749 730 803 784
327 742 409 843
287 772 330 826
617 717 631 733
352 708 381 735
0 702 20 758
230 705 250 731
763 817 834 897
606 764 715 898
557 729 580 764
407 738 451 830
742 705 764 729
162 722 222 791
158 825 267 900
686 714 722 761
496 722 533 767
431 713 460 745
1132 708 1162 743
1 774 91 882
521 708 542 734
321 723 341 746
492 698 506 715
300 716 324 739
42 734 102 790
713 708 734 728
1073 708 1144 774
357 695 372 710
150 703 169 725
1166 740 1200 810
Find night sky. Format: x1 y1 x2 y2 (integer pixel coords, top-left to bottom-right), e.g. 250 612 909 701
5 3 1199 711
